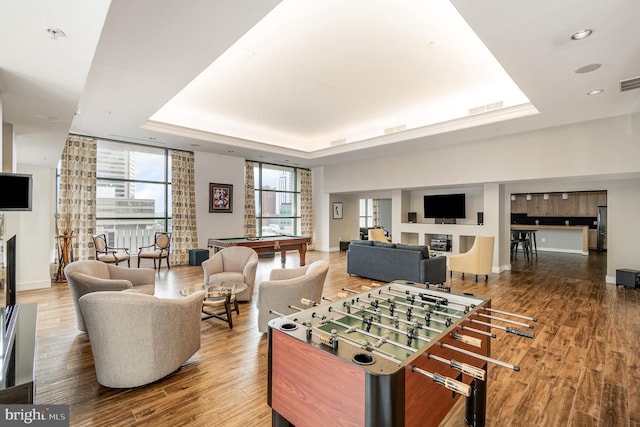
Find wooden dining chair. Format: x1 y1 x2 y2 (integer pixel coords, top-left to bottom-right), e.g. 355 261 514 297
137 232 171 271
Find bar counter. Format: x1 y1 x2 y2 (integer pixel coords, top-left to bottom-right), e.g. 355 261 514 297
511 224 589 255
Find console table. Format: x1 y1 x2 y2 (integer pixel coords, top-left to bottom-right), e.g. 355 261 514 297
0 303 37 404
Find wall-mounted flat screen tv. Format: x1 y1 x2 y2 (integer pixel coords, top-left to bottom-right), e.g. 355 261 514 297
0 173 32 211
424 193 466 219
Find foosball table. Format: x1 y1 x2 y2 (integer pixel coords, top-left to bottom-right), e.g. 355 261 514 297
267 280 536 427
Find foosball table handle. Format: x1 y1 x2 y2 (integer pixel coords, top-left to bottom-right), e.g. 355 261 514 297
411 366 471 397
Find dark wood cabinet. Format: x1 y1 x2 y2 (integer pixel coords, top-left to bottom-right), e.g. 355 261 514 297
512 191 606 217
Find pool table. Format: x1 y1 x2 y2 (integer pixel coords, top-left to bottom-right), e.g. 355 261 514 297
207 235 312 267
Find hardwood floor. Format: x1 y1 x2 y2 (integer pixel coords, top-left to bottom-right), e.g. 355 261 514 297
17 250 639 426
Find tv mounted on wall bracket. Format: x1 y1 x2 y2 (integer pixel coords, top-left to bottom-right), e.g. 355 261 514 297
0 173 33 211
423 193 466 224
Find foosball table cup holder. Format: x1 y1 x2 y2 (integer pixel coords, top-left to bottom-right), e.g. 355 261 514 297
352 353 375 366
279 322 299 331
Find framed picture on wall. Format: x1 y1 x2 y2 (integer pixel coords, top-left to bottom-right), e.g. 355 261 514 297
209 183 233 213
332 202 343 219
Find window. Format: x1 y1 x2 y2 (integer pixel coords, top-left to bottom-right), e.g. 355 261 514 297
253 163 303 236
359 199 374 228
95 140 172 249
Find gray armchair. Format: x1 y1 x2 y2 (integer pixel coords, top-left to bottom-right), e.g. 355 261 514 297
257 260 329 333
79 290 204 388
202 247 258 302
65 260 156 332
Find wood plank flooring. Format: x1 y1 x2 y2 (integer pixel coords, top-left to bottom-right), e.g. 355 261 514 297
16 250 640 426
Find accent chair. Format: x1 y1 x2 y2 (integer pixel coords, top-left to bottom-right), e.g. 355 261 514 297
448 235 495 282
257 260 329 333
79 290 204 388
65 260 155 332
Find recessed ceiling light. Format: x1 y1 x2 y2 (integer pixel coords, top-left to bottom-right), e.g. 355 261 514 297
148 137 157 140
587 89 604 95
45 27 66 39
571 29 593 40
189 143 200 147
575 63 601 74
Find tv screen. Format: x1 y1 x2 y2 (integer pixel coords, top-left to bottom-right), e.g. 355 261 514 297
424 193 466 219
0 173 32 211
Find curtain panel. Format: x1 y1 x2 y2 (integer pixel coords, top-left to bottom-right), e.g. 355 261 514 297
58 135 97 261
300 168 314 250
244 161 257 237
373 199 380 227
171 150 198 265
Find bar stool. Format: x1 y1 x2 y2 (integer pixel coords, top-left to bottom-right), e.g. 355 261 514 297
511 231 530 261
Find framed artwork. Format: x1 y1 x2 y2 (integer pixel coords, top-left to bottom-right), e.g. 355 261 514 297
332 202 343 219
209 183 233 213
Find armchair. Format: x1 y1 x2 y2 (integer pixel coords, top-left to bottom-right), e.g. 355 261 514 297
448 235 495 282
138 232 171 271
368 228 390 243
65 260 156 331
202 246 258 302
79 290 204 388
92 234 130 267
257 260 329 333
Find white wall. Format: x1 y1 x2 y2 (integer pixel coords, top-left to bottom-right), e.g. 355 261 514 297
318 113 640 282
194 152 246 248
7 164 56 291
312 167 329 251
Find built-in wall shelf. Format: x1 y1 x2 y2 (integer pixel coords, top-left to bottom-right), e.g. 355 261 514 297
395 223 486 255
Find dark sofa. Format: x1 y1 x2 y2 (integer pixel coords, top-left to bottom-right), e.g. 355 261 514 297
346 240 446 285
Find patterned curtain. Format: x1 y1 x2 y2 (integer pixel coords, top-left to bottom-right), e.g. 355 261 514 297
373 199 380 227
171 150 198 265
58 135 97 261
244 161 256 236
300 168 314 250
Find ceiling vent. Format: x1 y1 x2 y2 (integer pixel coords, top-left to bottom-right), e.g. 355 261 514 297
330 138 347 146
384 124 406 135
468 101 504 115
620 76 640 92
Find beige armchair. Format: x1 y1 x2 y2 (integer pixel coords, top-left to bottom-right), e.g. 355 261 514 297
448 235 495 282
202 247 258 302
79 290 204 388
65 260 156 332
257 260 329 333
368 228 390 242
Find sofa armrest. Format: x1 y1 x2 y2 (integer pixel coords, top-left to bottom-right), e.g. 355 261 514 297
71 272 133 291
421 256 447 285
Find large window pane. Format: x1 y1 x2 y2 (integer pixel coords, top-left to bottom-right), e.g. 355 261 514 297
98 140 166 182
95 219 165 251
253 162 304 237
95 139 171 247
97 181 167 218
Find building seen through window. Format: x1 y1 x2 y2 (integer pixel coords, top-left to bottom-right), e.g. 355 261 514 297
254 163 301 236
95 140 171 249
